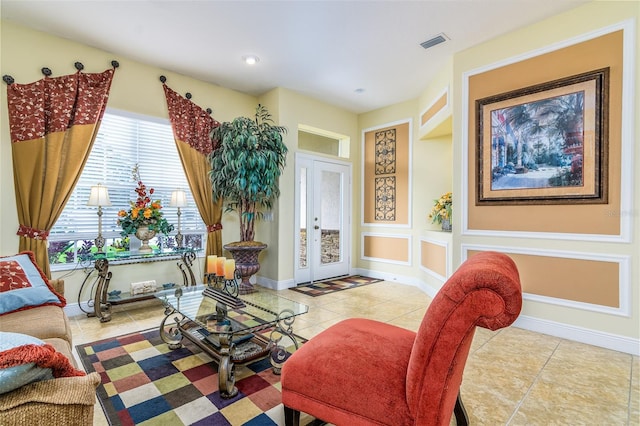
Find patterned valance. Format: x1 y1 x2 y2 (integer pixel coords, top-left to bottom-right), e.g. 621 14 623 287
7 69 115 143
163 84 219 156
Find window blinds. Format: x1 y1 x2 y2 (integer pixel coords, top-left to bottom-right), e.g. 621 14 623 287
50 109 205 241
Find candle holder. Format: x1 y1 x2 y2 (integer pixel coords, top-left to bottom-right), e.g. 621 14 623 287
205 270 240 298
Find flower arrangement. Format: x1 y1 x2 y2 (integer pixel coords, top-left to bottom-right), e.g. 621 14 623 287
117 165 174 238
428 191 452 225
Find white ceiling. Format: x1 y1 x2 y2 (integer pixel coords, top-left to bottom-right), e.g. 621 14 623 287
1 0 587 114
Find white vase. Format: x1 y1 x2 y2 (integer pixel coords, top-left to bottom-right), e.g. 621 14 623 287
135 226 157 253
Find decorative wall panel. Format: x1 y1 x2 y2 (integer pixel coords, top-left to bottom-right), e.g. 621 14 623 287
361 234 410 264
421 89 448 127
374 176 396 221
465 30 624 236
464 246 628 315
363 120 411 226
420 239 449 280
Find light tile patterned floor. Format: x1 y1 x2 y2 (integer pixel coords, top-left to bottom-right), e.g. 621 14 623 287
69 281 640 425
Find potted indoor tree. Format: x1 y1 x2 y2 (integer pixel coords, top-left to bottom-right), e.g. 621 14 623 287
209 104 288 293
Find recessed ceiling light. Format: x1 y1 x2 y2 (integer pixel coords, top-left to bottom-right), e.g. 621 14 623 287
242 55 260 65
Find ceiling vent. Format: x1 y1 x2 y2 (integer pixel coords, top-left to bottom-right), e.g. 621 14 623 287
420 33 449 50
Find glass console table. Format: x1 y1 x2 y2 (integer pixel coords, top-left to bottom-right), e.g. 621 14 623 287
78 248 200 322
156 283 308 398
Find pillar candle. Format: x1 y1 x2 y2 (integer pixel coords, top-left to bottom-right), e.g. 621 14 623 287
216 256 226 277
224 259 236 279
206 255 217 274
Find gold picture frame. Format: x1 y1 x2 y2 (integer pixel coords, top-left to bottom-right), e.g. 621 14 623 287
476 68 609 205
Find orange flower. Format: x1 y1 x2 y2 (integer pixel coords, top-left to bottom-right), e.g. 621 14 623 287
117 164 174 237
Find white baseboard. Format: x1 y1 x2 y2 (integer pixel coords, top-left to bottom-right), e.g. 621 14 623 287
64 302 87 317
256 275 295 291
351 268 639 356
514 315 639 356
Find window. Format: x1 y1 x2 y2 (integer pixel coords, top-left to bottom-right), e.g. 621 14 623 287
48 109 205 269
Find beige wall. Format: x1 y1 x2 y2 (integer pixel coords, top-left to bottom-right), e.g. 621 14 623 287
267 88 359 282
453 1 639 344
358 98 453 280
1 3 638 352
0 22 359 297
0 21 255 300
0 22 361 299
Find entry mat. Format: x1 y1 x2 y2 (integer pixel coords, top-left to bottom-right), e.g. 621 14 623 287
289 275 383 297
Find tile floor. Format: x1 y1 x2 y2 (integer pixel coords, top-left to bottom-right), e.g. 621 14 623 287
69 281 640 425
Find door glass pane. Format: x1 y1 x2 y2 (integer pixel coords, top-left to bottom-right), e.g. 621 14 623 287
320 170 341 264
299 167 308 268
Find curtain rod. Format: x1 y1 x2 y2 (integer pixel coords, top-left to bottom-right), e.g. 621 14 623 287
2 60 119 85
160 75 213 114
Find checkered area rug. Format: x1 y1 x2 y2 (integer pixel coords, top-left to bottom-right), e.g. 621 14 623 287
77 328 291 425
289 275 383 297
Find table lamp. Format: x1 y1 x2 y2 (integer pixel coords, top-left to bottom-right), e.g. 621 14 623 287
87 183 111 253
169 189 187 248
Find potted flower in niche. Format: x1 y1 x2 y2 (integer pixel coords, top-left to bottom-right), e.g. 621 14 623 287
429 191 452 232
117 164 174 253
209 104 288 293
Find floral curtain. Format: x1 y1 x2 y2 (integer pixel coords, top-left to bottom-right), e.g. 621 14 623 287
6 67 116 277
162 84 223 257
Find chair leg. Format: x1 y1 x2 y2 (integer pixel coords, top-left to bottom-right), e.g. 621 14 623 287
454 391 469 426
284 405 301 426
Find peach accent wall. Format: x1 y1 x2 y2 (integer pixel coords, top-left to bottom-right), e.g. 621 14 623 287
467 30 623 235
469 250 620 308
363 235 409 262
363 121 410 224
421 241 447 277
421 93 447 126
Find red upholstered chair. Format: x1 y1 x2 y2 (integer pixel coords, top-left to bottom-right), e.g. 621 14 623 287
281 251 522 426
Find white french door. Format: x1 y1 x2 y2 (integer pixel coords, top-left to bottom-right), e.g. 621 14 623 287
294 154 351 284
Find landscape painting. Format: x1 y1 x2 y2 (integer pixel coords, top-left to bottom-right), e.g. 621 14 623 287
476 68 609 205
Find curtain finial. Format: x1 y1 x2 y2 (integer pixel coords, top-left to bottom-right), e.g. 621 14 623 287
41 67 52 77
74 62 84 71
160 75 167 83
111 60 120 69
3 75 15 85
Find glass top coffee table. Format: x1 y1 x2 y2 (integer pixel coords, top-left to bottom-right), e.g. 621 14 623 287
155 284 308 398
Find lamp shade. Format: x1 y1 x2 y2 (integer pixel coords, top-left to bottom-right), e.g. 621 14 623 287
169 189 187 208
87 184 112 206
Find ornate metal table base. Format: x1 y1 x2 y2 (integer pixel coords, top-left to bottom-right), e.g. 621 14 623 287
158 284 303 399
78 250 199 322
269 309 301 374
77 258 113 322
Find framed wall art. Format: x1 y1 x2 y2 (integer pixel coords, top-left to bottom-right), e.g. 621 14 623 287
476 67 609 205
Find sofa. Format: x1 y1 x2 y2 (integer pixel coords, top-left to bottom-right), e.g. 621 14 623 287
0 253 101 426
